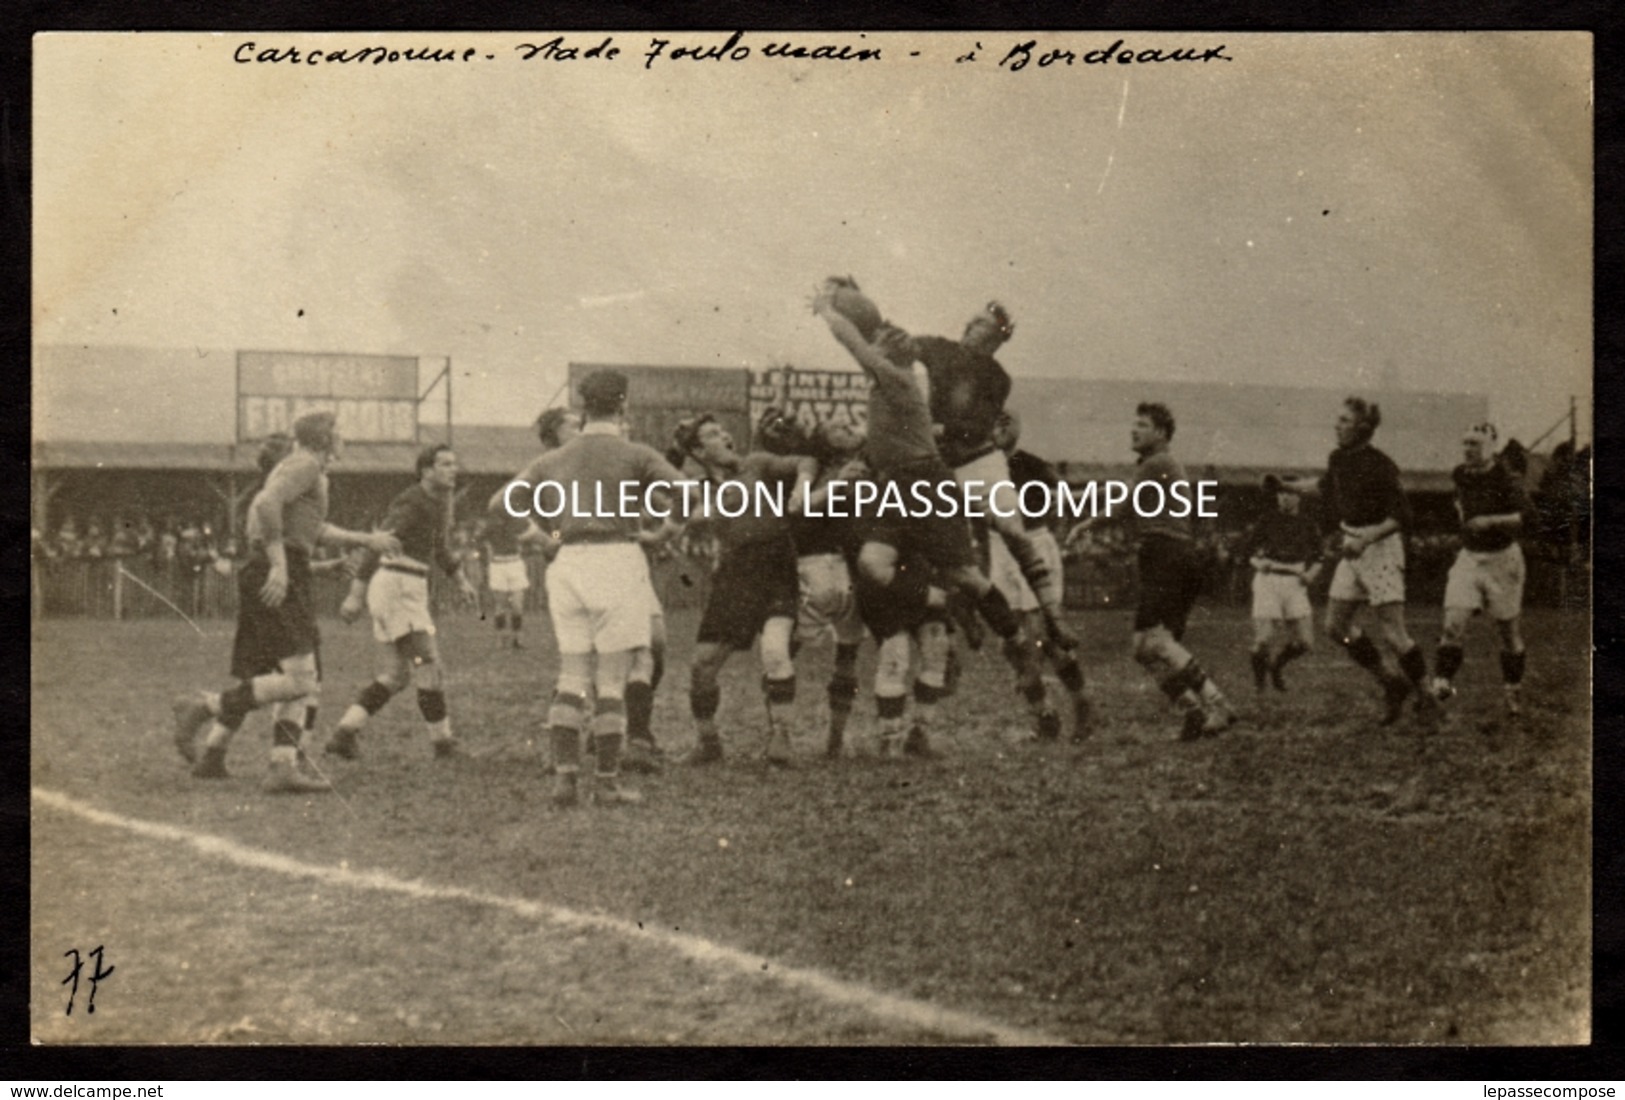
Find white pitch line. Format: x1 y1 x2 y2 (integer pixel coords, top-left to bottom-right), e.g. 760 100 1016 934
1117 79 1130 128
1096 153 1116 195
33 787 1069 1047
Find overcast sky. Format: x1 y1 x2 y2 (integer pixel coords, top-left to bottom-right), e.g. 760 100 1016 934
34 31 1591 446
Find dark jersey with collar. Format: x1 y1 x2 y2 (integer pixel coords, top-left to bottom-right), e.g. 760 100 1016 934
483 514 525 557
1247 509 1321 567
1320 443 1410 530
356 483 459 581
911 335 1012 467
1453 459 1529 553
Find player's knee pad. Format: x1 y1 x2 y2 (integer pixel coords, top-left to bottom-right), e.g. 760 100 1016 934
875 693 907 720
827 674 859 709
271 698 305 725
690 682 721 721
761 674 796 706
592 695 626 737
417 688 448 724
357 678 397 715
549 690 587 731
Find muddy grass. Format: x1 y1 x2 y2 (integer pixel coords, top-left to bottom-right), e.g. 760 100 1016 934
30 605 1590 1045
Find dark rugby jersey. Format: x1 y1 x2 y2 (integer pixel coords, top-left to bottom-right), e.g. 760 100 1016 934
356 483 459 581
912 335 1012 467
1453 459 1529 553
483 514 525 557
862 359 939 473
1132 449 1192 545
702 452 815 550
1247 509 1321 567
1319 443 1411 529
1007 448 1059 531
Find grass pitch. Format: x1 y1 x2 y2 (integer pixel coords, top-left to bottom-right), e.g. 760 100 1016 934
30 603 1590 1045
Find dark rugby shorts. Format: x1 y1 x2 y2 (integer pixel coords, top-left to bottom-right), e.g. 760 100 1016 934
231 548 321 680
1134 535 1205 639
858 463 978 574
697 535 800 650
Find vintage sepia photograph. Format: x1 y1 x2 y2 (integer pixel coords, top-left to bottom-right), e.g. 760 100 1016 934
30 31 1591 1046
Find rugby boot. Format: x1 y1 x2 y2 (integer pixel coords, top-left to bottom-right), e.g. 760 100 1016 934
325 726 361 761
191 744 229 779
1179 707 1207 743
1035 709 1062 742
552 770 580 809
592 776 644 806
1070 696 1094 743
903 724 939 759
432 737 469 760
764 724 795 768
261 758 332 794
171 692 211 764
1250 649 1270 692
685 735 725 766
622 738 665 775
1378 675 1413 726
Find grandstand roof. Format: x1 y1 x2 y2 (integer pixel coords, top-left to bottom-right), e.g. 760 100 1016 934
35 344 1486 489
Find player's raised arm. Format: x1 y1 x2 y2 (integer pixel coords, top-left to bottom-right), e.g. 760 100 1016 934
811 282 915 387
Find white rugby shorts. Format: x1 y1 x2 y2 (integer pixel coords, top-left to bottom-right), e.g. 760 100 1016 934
796 551 865 645
1443 542 1525 621
368 567 436 643
545 543 653 655
486 556 530 593
1327 525 1406 607
953 447 1019 519
1251 569 1312 621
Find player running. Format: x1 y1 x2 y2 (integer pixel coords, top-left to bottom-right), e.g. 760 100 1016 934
1283 397 1435 725
173 411 399 791
497 370 688 806
990 410 1093 741
1070 403 1234 741
673 413 816 767
1244 473 1322 692
325 444 478 762
1428 422 1533 720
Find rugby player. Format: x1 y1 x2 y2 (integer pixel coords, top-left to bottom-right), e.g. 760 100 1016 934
173 411 400 791
991 411 1092 740
497 370 688 806
1284 397 1434 725
674 413 816 766
909 302 1075 651
482 510 536 650
757 408 873 758
325 444 478 762
1071 403 1233 741
1245 474 1322 692
1429 422 1533 719
810 279 1024 649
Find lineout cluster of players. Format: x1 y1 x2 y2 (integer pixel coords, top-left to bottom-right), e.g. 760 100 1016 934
170 277 1535 804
